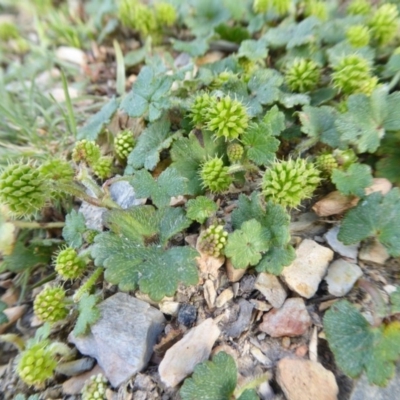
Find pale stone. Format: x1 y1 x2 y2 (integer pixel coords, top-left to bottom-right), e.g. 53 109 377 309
277 358 339 400
255 273 287 308
48 87 79 102
249 299 272 312
56 46 86 66
250 346 271 365
216 288 234 308
259 298 311 337
325 259 363 297
359 239 390 265
159 318 220 387
312 191 358 217
69 293 165 388
281 239 334 299
203 280 217 309
324 226 359 260
159 301 180 316
226 259 247 282
365 178 392 196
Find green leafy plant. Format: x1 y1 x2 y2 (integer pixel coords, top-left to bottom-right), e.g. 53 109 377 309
180 351 263 400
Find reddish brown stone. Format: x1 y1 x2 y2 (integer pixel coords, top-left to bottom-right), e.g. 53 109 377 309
259 298 311 337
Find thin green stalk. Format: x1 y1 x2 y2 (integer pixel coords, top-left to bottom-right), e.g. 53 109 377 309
12 221 65 229
60 69 77 138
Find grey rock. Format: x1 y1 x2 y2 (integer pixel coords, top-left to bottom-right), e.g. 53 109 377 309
350 366 400 400
177 304 197 327
69 293 166 388
255 273 287 308
325 259 363 297
79 201 106 231
325 225 359 260
56 357 95 377
109 180 143 209
224 298 254 338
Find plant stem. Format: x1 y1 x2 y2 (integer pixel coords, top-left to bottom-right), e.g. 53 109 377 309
12 221 65 229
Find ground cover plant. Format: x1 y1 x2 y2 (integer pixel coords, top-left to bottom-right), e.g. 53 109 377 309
0 0 400 398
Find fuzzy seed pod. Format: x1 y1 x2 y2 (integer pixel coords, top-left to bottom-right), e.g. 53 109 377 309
0 22 19 41
55 247 86 280
154 2 177 27
333 149 357 169
285 58 321 93
205 95 249 140
115 130 135 161
39 159 74 181
253 0 291 16
17 342 57 386
347 0 371 16
33 287 69 324
304 0 327 21
211 71 236 89
262 158 321 208
118 0 158 36
92 157 113 180
200 157 233 193
0 161 48 218
198 224 228 258
369 4 399 46
190 93 217 126
315 154 338 176
72 140 101 165
81 374 108 400
331 54 375 95
227 143 244 163
84 230 99 244
346 25 370 48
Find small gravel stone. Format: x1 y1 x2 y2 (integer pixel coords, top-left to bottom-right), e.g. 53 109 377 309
177 304 197 327
359 238 390 265
224 298 254 338
159 301 180 316
159 318 220 387
255 273 287 308
259 298 311 337
325 225 359 260
277 358 339 400
56 358 95 377
281 239 334 299
325 259 363 297
216 288 234 308
226 259 247 282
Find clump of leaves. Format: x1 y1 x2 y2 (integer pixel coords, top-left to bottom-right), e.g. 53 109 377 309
180 351 263 400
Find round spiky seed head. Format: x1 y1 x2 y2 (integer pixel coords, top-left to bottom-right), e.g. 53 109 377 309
262 158 321 208
227 143 244 163
84 229 99 244
315 153 338 176
333 149 358 169
190 93 217 126
154 2 177 27
331 54 374 95
358 76 378 96
115 130 135 161
72 140 101 165
0 22 19 41
347 0 370 16
198 224 228 258
81 373 108 400
205 95 249 140
92 156 112 180
285 58 321 93
118 0 158 36
346 25 370 48
253 0 291 16
0 161 48 218
17 342 57 386
304 0 328 21
33 287 69 324
369 4 399 46
55 247 86 280
200 157 233 193
39 159 74 181
211 71 236 89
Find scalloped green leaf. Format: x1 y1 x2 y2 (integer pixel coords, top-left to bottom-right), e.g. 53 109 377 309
332 163 373 197
73 293 101 337
62 210 87 249
186 196 218 224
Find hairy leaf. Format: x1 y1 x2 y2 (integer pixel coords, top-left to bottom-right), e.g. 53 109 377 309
180 352 237 400
186 196 218 223
73 293 101 337
263 105 285 137
62 210 87 249
225 219 270 269
130 167 187 208
172 37 210 57
338 189 400 257
241 123 279 166
120 66 172 122
324 300 400 386
77 97 119 140
238 39 268 62
332 163 373 197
